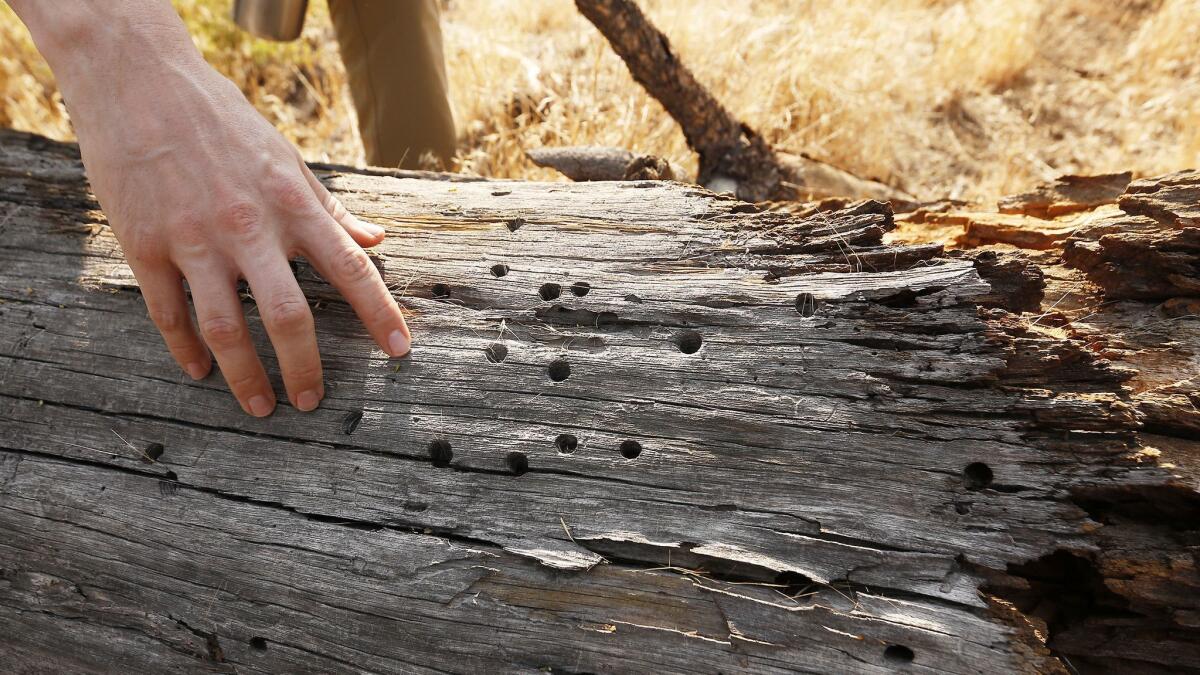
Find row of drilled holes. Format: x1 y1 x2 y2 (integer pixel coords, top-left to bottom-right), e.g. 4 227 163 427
487 264 822 318
450 271 820 318
431 441 993 488
484 330 702 372
155 436 990 494
427 437 641 476
486 262 593 300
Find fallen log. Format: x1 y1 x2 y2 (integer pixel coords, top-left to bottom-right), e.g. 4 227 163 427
0 129 1197 673
525 145 680 182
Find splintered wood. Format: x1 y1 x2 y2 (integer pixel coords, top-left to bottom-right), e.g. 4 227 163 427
0 129 1196 673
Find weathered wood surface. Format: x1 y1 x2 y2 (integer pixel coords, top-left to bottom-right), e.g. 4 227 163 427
1 129 1198 673
997 172 1132 218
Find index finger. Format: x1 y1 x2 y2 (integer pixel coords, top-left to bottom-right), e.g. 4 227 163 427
300 222 411 357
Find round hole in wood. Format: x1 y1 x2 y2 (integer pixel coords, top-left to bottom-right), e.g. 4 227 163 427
883 645 914 664
555 434 578 454
431 283 451 299
485 343 508 363
428 440 453 468
619 440 642 459
795 292 818 317
506 451 529 476
963 462 994 490
142 442 164 464
249 637 268 652
675 329 703 354
539 283 561 301
774 571 810 597
342 410 363 435
548 359 571 382
570 281 591 297
506 218 525 232
490 263 509 278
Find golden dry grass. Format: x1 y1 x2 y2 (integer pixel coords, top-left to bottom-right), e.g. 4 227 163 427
2 0 1198 203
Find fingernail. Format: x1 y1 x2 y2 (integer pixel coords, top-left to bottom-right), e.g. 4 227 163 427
362 219 385 238
248 394 274 417
387 329 410 357
185 362 207 380
295 389 322 412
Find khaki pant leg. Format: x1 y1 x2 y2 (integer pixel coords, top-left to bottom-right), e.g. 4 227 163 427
328 0 456 169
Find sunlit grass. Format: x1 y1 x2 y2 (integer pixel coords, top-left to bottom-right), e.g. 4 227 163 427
2 0 1197 203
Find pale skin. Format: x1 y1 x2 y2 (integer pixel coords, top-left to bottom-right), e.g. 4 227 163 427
9 0 412 417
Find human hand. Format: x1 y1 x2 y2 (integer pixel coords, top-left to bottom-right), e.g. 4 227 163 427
64 43 411 417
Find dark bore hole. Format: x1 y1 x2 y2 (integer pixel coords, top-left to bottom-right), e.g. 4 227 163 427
619 440 642 459
490 263 509 278
142 442 164 464
341 410 363 435
506 218 525 232
249 637 268 652
795 292 819 317
506 451 529 476
555 433 578 454
570 281 591 297
485 343 508 363
539 283 562 301
883 645 914 664
775 571 814 597
548 359 571 382
428 440 453 468
431 283 451 299
963 462 994 490
675 329 703 354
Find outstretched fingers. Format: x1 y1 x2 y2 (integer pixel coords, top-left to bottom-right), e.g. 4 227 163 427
135 262 211 381
241 256 324 411
300 222 411 358
184 265 275 417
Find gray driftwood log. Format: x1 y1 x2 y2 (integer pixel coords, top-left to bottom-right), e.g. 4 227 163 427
1 129 1197 674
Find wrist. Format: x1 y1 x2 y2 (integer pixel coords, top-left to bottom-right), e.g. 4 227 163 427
13 1 205 105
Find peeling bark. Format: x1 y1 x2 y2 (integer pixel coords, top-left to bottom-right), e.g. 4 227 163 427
0 129 1197 673
998 172 1132 218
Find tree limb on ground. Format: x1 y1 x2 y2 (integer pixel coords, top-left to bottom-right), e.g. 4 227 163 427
572 0 912 204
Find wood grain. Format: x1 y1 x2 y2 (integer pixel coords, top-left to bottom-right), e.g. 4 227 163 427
1 129 1196 674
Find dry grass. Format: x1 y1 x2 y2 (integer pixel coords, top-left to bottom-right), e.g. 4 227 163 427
2 0 1198 203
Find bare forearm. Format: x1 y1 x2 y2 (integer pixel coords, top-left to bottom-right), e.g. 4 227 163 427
8 1 203 116
9 1 196 67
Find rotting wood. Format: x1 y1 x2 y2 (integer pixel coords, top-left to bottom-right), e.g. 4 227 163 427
1065 173 1200 301
896 169 1200 498
0 129 1197 674
998 172 1132 218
